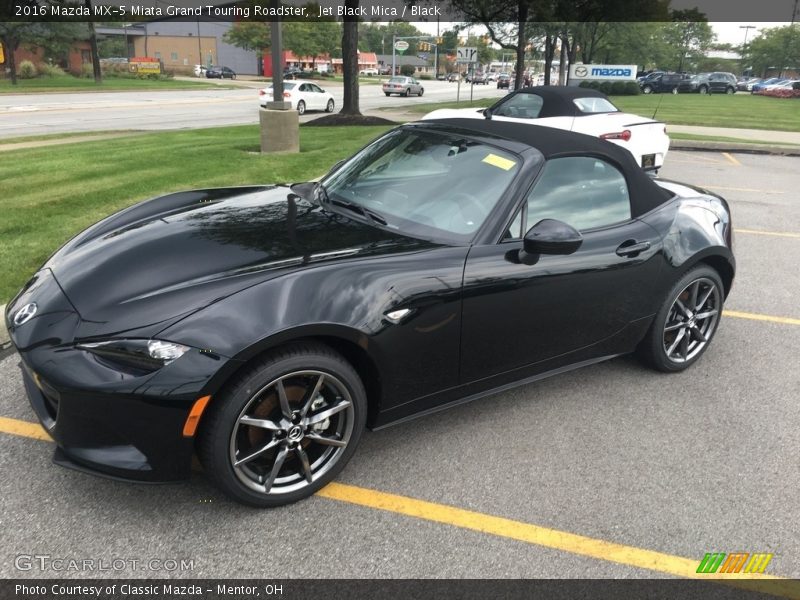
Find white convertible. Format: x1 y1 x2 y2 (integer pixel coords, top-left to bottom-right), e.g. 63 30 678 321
423 87 670 171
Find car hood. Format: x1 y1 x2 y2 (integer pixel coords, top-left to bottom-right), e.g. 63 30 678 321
45 185 434 338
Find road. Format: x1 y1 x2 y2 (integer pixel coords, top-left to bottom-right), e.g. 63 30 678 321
0 150 798 586
0 80 504 138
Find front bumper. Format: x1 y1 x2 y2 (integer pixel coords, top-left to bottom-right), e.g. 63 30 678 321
6 269 236 483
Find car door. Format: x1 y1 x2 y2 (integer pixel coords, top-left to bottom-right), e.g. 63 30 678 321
460 155 663 383
309 83 326 109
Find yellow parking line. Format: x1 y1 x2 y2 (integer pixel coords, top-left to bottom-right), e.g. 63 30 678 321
735 228 800 239
0 415 51 441
724 310 800 326
722 152 742 166
1 420 798 594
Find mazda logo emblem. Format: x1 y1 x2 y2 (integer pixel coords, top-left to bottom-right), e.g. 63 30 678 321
13 302 38 326
574 66 588 78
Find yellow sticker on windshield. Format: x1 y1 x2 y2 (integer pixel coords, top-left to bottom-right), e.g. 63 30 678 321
482 153 516 171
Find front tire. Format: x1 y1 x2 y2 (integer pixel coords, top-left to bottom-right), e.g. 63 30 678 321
326 99 335 112
636 265 724 373
699 85 708 95
198 343 367 507
726 86 735 95
418 88 424 97
643 85 653 94
671 87 678 95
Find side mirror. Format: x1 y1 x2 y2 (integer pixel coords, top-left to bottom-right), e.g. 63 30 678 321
483 108 493 120
523 219 583 255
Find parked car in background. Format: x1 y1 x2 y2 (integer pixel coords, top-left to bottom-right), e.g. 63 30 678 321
737 77 761 92
755 78 793 93
470 73 490 85
423 87 670 171
497 73 511 89
283 67 304 80
193 64 207 77
206 66 236 79
259 80 335 115
678 72 737 94
446 72 461 82
750 77 781 92
382 76 424 97
359 68 379 76
640 73 686 94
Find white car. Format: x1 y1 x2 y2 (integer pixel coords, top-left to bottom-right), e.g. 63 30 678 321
193 64 207 77
422 87 670 171
258 80 335 115
359 68 379 76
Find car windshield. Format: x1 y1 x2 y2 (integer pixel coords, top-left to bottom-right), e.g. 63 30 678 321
573 97 619 114
321 127 521 242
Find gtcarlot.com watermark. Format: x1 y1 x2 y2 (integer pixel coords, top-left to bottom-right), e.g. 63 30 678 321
15 554 195 572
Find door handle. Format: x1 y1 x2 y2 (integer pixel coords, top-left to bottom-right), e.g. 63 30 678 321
616 240 651 257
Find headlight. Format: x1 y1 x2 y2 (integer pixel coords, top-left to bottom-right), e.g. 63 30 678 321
77 339 190 373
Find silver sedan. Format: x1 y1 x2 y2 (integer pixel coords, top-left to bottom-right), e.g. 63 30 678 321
382 76 424 97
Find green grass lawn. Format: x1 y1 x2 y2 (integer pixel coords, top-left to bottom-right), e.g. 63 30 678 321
0 75 230 94
0 124 391 303
401 94 800 132
669 132 800 146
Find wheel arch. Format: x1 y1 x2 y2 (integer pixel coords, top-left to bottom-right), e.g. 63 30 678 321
201 325 385 428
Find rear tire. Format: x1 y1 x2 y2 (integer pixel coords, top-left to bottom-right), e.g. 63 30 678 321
636 265 724 373
385 92 391 97
197 343 367 507
297 100 305 115
403 88 410 97
699 85 708 95
671 87 678 95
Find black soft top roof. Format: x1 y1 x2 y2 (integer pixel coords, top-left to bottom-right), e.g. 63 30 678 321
492 86 618 118
418 117 673 218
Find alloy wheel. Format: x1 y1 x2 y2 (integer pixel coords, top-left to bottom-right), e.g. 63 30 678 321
229 370 354 495
662 277 721 364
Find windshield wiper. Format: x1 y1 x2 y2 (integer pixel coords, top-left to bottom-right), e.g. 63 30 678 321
317 184 387 226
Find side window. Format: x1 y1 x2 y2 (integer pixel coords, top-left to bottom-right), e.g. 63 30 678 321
299 84 309 92
505 156 631 238
493 93 544 119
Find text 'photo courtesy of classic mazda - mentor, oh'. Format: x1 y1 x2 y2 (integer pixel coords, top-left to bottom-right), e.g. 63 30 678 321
6 119 735 507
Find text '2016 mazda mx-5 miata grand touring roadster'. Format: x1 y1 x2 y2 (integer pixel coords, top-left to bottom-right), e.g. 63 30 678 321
6 119 735 507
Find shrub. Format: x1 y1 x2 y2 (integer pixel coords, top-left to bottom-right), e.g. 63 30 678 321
399 64 416 77
80 63 94 78
624 81 641 95
597 81 612 94
37 63 66 78
18 60 38 79
418 74 432 80
610 81 627 95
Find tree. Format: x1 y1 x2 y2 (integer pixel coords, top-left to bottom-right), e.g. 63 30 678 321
284 17 340 70
745 25 800 77
223 22 270 53
359 22 423 56
84 0 102 82
340 0 360 115
664 9 715 72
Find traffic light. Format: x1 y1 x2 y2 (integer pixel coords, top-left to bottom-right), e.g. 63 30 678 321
436 37 443 45
420 41 429 52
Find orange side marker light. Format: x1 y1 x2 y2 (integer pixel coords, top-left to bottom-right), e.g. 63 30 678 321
183 395 211 437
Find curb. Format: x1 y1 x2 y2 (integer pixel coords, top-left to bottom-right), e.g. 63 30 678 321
670 140 800 156
0 304 12 358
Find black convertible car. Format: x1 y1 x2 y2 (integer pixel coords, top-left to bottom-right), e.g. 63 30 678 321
6 119 734 507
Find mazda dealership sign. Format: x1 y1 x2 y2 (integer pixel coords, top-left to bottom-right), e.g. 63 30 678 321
568 64 637 85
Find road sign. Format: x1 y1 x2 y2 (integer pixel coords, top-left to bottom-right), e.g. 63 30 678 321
456 47 478 64
394 40 409 54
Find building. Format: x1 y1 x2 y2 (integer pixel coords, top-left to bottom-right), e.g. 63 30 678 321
376 54 433 76
4 41 93 76
263 51 377 76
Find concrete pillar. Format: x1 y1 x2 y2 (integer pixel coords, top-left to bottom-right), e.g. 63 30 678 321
260 101 299 153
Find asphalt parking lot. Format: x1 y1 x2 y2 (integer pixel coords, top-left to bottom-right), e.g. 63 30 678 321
0 150 798 586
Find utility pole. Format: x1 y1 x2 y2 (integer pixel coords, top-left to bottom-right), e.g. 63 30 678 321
739 25 755 76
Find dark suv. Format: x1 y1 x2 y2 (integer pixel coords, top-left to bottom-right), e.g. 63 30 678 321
640 73 686 94
678 72 737 94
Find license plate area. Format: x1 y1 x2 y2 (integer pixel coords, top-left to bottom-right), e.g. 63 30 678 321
641 153 656 169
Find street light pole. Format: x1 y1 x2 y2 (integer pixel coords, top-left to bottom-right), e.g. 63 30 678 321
739 25 755 76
